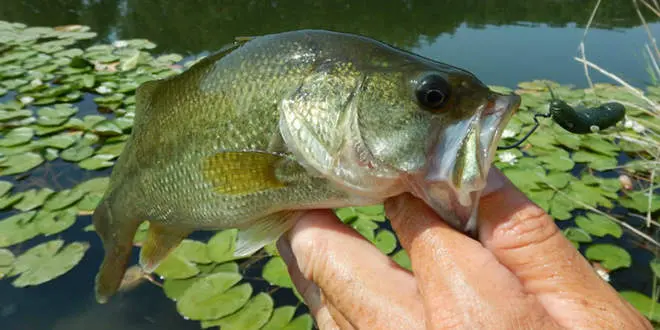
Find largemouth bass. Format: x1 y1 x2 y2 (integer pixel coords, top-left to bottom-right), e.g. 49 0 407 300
93 30 520 303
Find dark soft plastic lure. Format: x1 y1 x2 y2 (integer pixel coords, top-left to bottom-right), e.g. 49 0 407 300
498 87 626 150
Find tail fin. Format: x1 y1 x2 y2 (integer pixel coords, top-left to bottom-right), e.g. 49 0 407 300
92 200 139 303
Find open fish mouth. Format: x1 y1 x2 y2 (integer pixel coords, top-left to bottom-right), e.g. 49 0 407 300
409 92 521 234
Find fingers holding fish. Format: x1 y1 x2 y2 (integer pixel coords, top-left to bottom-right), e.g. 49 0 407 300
277 209 425 330
477 169 650 329
384 193 557 329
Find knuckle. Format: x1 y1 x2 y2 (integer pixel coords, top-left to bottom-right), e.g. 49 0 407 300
491 204 560 251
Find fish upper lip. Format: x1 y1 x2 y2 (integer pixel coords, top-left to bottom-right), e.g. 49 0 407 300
414 92 521 232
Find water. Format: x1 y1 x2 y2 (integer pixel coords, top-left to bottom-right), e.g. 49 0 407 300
0 1 659 329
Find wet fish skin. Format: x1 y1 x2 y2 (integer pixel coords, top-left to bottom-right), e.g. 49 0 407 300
93 29 520 303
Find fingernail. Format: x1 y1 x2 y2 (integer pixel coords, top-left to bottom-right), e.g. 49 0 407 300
482 168 507 197
276 236 295 266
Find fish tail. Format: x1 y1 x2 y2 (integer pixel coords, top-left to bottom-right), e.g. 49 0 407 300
92 200 140 304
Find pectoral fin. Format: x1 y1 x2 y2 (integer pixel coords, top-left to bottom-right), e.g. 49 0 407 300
234 211 301 257
139 223 191 273
202 151 289 195
93 201 140 304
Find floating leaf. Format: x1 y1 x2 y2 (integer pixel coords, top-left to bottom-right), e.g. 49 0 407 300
74 176 110 194
43 188 86 211
154 253 199 279
537 152 574 171
12 240 89 287
207 229 238 263
176 272 244 320
261 306 297 330
0 248 15 279
173 239 212 264
75 193 103 212
262 256 293 288
96 142 125 158
619 291 660 322
373 229 397 254
562 227 592 243
575 213 622 238
91 120 123 136
13 188 55 211
350 217 378 241
201 293 274 329
0 181 12 197
585 244 631 271
572 150 617 171
9 239 63 277
620 190 660 213
392 249 412 271
163 276 198 301
36 132 79 149
282 314 314 330
0 152 43 175
60 143 94 162
35 208 77 236
0 193 23 210
78 154 114 170
0 127 34 147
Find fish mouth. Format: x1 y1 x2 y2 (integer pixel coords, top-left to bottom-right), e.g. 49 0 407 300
410 92 520 234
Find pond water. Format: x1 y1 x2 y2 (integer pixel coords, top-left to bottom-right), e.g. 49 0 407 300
0 1 659 329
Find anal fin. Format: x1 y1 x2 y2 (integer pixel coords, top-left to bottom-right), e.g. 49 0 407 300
234 211 301 257
139 223 191 273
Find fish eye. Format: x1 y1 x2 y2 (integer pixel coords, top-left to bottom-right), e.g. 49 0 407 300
415 74 451 110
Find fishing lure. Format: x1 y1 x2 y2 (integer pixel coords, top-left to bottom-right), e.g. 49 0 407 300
498 86 626 150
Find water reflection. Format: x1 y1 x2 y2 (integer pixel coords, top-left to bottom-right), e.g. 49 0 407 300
0 0 657 54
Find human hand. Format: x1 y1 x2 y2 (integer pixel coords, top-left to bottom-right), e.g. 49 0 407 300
275 169 652 329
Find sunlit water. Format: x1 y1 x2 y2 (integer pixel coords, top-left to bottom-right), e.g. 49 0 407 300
0 1 659 329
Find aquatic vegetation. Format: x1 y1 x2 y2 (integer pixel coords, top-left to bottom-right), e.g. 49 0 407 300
0 20 659 328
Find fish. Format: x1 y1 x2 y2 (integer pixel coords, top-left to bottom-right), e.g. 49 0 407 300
92 29 521 303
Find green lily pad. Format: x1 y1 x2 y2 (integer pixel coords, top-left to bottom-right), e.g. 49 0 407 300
43 147 58 161
176 272 244 320
173 239 212 264
391 249 412 271
13 188 55 211
74 176 110 194
154 253 200 280
575 213 622 238
37 131 81 149
37 104 77 118
527 189 554 211
262 256 293 288
282 314 314 330
335 207 357 222
0 193 23 210
91 120 123 136
36 116 69 127
0 152 44 175
580 135 620 156
0 181 12 197
9 239 64 277
355 204 386 220
207 229 238 263
201 292 274 329
78 154 114 170
542 172 572 189
0 248 15 279
350 217 378 241
549 193 576 220
75 193 103 212
572 150 617 171
562 227 592 243
0 127 34 147
620 190 660 213
12 240 89 287
537 152 574 171
60 143 94 162
35 208 77 236
261 306 297 330
619 291 660 322
43 188 86 211
566 181 613 209
373 229 397 254
96 142 125 158
585 244 631 271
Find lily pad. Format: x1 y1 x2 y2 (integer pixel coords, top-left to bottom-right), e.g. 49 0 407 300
282 314 314 330
173 239 212 264
373 229 397 254
572 150 617 171
620 291 660 322
620 190 660 213
0 127 34 147
74 176 110 194
60 143 94 162
391 249 412 271
91 120 123 136
262 256 293 288
0 193 23 210
201 292 274 329
175 272 244 320
0 181 12 197
207 229 238 263
562 227 592 243
75 193 103 212
78 154 114 170
0 248 15 279
154 253 200 279
96 142 125 158
35 208 77 236
42 188 86 211
13 188 55 211
261 306 297 330
575 213 622 238
12 240 89 287
36 132 79 149
0 152 44 175
585 244 631 271
163 276 199 301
